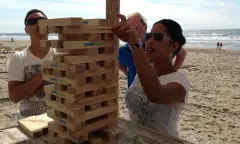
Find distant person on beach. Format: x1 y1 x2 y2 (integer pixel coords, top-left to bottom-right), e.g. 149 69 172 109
118 12 187 88
220 42 223 49
217 42 220 49
11 38 14 42
8 9 55 119
112 14 190 138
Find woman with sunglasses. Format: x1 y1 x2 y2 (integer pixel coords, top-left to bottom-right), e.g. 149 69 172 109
112 14 190 138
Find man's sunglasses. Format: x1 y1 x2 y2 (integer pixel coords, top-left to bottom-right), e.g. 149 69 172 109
26 17 47 26
145 32 174 42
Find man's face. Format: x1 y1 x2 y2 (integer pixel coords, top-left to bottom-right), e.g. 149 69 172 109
25 12 48 40
127 16 147 40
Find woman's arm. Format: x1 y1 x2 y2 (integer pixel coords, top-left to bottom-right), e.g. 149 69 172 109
131 46 186 104
112 14 186 104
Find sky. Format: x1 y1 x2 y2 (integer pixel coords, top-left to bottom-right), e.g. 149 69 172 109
0 0 240 33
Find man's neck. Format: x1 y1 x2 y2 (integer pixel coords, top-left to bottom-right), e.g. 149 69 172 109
29 42 49 59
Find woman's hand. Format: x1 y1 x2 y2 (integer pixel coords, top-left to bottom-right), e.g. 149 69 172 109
111 14 138 45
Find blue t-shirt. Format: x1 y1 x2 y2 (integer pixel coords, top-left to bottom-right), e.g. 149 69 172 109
118 43 145 88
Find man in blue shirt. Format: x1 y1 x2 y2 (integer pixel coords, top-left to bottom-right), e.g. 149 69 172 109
118 12 147 88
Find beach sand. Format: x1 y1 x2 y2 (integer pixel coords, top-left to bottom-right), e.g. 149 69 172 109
0 41 239 144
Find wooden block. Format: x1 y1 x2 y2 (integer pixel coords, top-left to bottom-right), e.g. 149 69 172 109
64 55 116 65
65 93 117 110
51 63 86 73
56 97 65 104
82 19 108 26
103 86 116 94
51 40 63 48
43 68 53 75
40 26 48 33
58 34 88 41
46 100 84 117
48 26 63 33
103 73 114 81
18 116 48 137
40 40 51 48
43 74 86 88
104 60 116 68
105 47 115 54
85 48 99 56
87 103 101 111
43 61 53 69
86 62 100 70
63 40 116 49
88 134 104 144
71 117 116 138
53 54 66 63
104 33 114 40
63 27 112 34
38 17 83 27
37 113 54 123
86 75 103 85
53 69 66 77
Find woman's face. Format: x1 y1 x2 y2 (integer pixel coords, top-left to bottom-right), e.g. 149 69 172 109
145 23 179 62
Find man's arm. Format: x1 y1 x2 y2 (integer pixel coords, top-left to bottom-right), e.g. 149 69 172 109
174 48 187 70
8 74 44 103
118 62 128 76
7 53 44 103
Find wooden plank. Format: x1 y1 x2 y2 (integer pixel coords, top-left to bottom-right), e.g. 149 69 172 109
58 33 103 41
63 40 116 49
62 27 112 34
64 93 118 110
68 80 115 94
82 19 108 26
43 61 86 73
38 17 83 27
46 100 83 117
64 55 116 64
43 74 86 88
43 60 115 73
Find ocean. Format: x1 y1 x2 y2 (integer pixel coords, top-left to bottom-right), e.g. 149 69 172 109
1 29 240 51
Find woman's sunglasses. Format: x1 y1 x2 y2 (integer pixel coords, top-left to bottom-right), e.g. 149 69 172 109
26 17 47 26
144 32 174 42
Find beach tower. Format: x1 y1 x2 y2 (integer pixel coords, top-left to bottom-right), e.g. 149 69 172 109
40 0 120 143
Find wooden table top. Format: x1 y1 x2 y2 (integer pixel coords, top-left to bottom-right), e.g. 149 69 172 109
0 118 192 144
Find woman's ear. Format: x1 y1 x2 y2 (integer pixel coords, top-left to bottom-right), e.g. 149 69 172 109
171 42 180 53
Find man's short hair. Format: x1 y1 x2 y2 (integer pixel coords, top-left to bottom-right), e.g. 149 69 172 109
127 12 147 26
24 9 47 27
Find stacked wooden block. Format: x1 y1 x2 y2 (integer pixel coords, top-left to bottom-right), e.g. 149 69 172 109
39 17 119 144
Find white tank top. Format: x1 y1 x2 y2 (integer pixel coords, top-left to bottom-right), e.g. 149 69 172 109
125 72 190 137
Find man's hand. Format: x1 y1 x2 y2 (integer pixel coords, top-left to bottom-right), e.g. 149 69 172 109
111 14 138 45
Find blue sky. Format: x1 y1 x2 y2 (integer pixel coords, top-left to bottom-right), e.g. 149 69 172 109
0 0 240 33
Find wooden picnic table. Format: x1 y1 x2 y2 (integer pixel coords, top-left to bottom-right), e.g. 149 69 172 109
0 117 192 144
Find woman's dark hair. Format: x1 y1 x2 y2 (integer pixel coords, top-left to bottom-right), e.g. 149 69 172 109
153 19 186 57
24 9 48 27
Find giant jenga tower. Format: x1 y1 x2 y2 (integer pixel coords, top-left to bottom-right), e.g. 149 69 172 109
40 1 120 143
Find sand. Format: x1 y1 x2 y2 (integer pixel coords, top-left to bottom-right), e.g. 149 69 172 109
0 40 240 144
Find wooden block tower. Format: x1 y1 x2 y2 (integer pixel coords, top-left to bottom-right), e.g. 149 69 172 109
40 1 120 143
